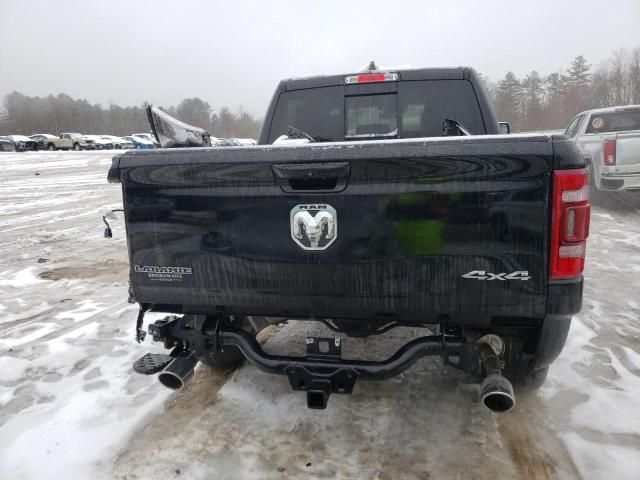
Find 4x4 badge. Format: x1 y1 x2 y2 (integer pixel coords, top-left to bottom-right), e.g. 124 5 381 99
462 270 531 281
290 204 337 251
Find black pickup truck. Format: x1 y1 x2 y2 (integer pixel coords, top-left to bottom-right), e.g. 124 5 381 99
107 66 590 412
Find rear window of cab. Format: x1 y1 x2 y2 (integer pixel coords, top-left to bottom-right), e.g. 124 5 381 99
268 80 485 143
585 111 640 134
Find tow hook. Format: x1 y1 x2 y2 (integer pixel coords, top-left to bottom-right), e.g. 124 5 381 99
478 334 515 413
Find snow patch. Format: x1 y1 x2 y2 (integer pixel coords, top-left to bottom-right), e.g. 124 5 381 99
0 267 43 287
561 432 640 480
0 357 31 383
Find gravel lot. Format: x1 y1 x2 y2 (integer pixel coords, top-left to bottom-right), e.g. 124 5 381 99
1 151 639 480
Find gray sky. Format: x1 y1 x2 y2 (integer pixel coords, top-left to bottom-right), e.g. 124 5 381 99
1 0 639 116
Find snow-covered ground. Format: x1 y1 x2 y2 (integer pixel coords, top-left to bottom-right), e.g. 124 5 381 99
1 151 639 480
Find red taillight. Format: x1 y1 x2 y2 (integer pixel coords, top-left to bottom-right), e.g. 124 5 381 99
603 139 616 166
550 168 591 280
344 72 399 84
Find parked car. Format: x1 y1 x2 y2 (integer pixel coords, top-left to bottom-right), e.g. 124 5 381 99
132 133 159 147
84 135 114 150
215 138 243 146
234 138 257 146
564 105 640 195
30 133 73 151
6 135 39 151
0 136 16 152
216 138 257 146
123 135 155 149
108 66 590 413
100 135 134 150
61 133 96 150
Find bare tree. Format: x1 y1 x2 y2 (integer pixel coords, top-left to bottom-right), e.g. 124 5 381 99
610 49 629 104
629 48 640 104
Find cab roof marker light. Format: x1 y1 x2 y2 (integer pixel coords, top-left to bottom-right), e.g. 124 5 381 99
345 73 399 84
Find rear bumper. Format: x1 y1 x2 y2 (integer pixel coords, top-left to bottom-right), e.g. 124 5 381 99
600 173 640 191
547 277 582 315
533 278 582 369
534 314 572 370
132 276 581 325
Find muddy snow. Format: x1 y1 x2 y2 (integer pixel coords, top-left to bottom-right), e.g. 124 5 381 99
1 151 639 480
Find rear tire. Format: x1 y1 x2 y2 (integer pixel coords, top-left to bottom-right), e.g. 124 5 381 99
505 363 549 391
498 326 558 392
201 345 246 371
200 316 269 372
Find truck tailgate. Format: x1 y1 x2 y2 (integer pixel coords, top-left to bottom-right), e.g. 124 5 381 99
109 135 568 324
615 131 640 171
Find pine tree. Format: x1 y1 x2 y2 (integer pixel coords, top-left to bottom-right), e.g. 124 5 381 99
566 55 591 88
542 73 569 128
494 72 522 130
565 55 592 114
521 71 544 130
176 98 212 130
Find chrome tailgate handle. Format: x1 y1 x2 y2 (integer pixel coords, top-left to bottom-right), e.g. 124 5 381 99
272 162 350 192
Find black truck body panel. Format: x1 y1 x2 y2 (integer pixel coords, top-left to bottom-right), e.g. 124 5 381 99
109 135 583 325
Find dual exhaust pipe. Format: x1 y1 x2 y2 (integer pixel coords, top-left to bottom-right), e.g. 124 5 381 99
154 335 516 414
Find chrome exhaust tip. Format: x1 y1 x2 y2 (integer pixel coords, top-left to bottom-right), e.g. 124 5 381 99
480 373 516 413
158 355 198 390
477 334 516 413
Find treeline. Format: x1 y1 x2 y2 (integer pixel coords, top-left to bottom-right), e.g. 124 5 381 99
3 46 640 137
169 98 262 139
1 93 263 139
486 47 640 131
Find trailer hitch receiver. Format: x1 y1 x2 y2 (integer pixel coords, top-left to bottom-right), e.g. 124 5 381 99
284 337 358 409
